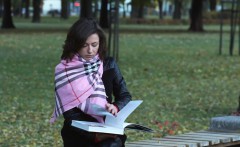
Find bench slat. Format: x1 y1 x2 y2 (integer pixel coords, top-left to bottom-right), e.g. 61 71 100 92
153 138 199 147
126 131 240 147
177 134 220 145
135 140 187 147
184 132 232 143
152 139 197 147
127 141 176 147
197 130 240 141
163 135 210 146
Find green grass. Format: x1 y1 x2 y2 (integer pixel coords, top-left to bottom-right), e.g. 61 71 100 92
1 18 240 146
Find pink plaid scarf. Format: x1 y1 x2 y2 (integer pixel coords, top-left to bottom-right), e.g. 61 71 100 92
50 54 107 123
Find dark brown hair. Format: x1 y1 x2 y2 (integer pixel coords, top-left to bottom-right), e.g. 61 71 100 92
61 18 107 61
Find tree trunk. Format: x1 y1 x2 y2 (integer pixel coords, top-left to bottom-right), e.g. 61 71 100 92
173 0 182 19
13 1 21 16
189 0 204 32
99 0 108 28
158 0 163 19
80 0 92 18
209 0 216 11
61 0 69 19
137 3 144 19
93 0 99 19
131 0 145 19
1 0 15 29
20 0 23 17
25 0 30 18
131 0 138 18
121 1 126 18
202 0 208 11
32 0 41 23
131 5 138 18
0 0 3 18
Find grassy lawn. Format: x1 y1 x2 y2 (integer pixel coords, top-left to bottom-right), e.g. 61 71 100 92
0 17 240 146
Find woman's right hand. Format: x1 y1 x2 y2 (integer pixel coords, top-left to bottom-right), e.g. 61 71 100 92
95 133 117 142
106 103 118 116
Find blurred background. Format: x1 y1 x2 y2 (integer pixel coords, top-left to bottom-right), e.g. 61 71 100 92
0 0 233 31
1 0 240 146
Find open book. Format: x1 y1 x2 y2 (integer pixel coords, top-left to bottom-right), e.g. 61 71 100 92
71 100 153 135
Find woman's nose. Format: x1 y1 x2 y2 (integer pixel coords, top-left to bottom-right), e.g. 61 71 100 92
87 45 93 53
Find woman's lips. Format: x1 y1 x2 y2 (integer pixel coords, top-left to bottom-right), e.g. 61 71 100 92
85 55 93 60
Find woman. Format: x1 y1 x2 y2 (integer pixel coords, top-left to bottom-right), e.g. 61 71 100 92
50 18 132 147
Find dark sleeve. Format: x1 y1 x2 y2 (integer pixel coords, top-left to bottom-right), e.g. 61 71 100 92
111 59 132 110
62 108 96 142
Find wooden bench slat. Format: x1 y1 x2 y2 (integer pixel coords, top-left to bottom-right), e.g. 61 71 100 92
127 144 159 147
126 141 176 147
177 134 220 145
171 133 232 144
159 137 208 147
153 138 199 147
136 140 187 147
151 139 198 147
197 130 240 141
129 140 176 146
198 130 240 135
126 131 240 147
163 135 210 146
210 141 240 147
184 132 232 143
196 131 240 137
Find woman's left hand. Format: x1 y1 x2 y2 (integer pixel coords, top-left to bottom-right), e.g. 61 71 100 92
106 103 118 115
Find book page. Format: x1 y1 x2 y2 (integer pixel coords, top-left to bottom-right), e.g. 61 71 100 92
105 100 143 128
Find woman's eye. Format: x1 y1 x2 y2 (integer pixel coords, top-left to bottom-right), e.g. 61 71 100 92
83 44 88 47
92 43 98 47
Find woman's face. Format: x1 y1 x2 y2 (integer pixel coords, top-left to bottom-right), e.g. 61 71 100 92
78 33 99 61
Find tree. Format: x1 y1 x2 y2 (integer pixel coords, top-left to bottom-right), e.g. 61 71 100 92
158 0 163 19
130 0 152 19
173 0 182 19
61 0 69 19
32 0 41 22
93 0 99 19
0 0 3 18
12 0 21 16
189 0 204 32
99 0 108 28
120 0 126 18
209 0 217 11
80 0 93 18
25 0 30 18
1 0 15 29
131 0 145 19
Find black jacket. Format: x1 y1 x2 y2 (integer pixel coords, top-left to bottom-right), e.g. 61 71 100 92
61 57 132 146
102 57 132 109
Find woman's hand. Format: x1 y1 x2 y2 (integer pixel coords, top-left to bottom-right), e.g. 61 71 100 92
95 133 117 142
106 103 118 115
